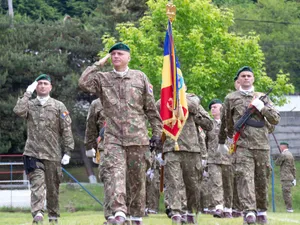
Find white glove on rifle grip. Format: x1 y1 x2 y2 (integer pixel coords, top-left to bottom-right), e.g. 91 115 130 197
86 148 96 158
251 98 264 112
61 154 71 165
217 144 229 154
26 81 38 94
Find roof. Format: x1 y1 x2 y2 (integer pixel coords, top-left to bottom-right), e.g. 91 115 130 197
275 95 300 112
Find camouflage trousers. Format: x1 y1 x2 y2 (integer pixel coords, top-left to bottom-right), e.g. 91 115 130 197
231 153 242 212
28 160 62 218
200 176 210 211
208 164 233 210
281 180 293 210
164 177 187 213
99 150 113 219
235 147 271 212
146 166 160 212
103 144 148 217
164 152 202 215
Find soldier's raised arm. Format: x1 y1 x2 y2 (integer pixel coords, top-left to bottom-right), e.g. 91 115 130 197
13 81 38 118
78 53 110 94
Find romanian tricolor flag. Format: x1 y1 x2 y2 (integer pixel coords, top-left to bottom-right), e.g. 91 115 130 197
160 20 188 147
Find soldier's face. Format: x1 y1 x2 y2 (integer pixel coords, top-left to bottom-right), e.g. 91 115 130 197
279 144 287 152
36 80 52 97
239 71 254 89
211 103 222 117
111 50 130 71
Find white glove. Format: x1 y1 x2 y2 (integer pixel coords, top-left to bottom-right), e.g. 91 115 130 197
26 81 38 94
61 154 71 165
203 170 209 178
146 168 155 180
217 144 229 154
292 179 296 186
251 98 264 112
227 137 234 145
155 153 166 166
86 148 96 158
201 159 207 167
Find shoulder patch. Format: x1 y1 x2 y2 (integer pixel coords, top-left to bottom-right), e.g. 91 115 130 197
148 84 153 95
61 111 69 119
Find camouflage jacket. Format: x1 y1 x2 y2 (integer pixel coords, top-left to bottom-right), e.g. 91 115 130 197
275 149 296 181
13 92 74 161
219 90 280 150
206 119 231 165
78 66 162 146
84 98 105 150
157 93 213 153
198 126 207 159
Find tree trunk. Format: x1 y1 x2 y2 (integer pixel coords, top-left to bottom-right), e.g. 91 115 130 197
8 0 14 28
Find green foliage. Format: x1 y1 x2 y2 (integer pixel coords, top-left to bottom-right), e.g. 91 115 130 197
217 0 300 92
0 16 101 154
99 0 294 108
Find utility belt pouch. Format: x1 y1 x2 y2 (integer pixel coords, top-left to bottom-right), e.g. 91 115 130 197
23 155 45 174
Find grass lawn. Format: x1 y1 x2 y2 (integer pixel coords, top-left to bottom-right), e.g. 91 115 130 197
0 161 299 224
0 211 300 225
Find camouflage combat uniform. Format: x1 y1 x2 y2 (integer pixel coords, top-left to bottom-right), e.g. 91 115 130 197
84 98 115 219
145 153 161 213
219 90 280 215
275 149 296 210
13 92 74 219
79 65 162 218
157 93 213 216
206 118 233 214
198 127 210 212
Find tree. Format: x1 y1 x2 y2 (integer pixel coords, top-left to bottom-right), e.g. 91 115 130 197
214 0 300 92
97 0 294 109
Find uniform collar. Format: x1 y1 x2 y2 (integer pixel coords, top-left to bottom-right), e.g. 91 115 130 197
239 86 254 96
113 67 129 77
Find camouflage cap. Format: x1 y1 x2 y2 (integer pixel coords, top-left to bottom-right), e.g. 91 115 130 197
208 98 222 110
234 66 253 81
35 74 51 83
280 141 289 146
109 42 130 53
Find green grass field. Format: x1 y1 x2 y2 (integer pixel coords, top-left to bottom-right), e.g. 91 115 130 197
0 161 299 224
1 211 300 225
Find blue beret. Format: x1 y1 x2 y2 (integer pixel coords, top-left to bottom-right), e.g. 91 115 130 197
208 99 222 110
234 66 253 81
35 74 51 83
109 42 130 53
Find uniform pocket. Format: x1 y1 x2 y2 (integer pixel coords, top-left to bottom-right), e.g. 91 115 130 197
127 83 144 110
101 85 118 109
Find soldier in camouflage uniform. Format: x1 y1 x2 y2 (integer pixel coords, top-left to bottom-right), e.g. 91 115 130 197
198 126 211 214
13 74 74 224
231 76 244 218
145 152 161 215
206 99 233 218
84 98 116 225
275 142 296 212
157 93 213 225
84 98 105 182
218 66 280 225
79 42 162 225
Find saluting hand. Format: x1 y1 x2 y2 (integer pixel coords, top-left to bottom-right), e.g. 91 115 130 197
26 81 38 94
94 54 111 67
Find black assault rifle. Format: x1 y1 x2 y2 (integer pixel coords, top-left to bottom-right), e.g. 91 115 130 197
234 88 273 132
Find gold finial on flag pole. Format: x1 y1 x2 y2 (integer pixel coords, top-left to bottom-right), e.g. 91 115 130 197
166 1 176 22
